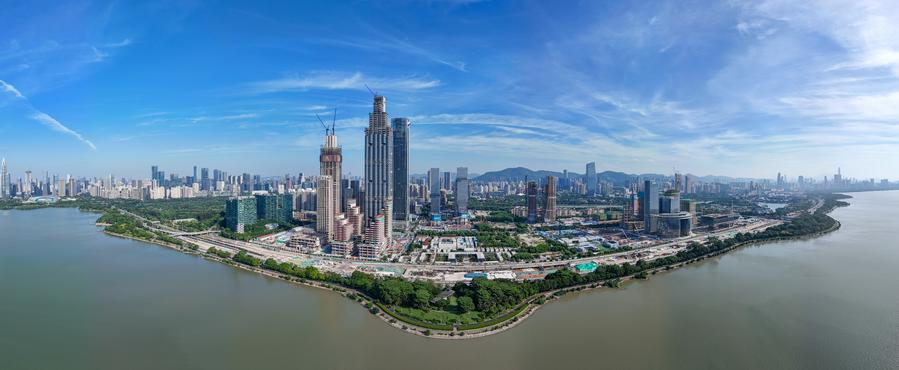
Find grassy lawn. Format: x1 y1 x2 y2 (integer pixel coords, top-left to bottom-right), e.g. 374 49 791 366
392 306 485 326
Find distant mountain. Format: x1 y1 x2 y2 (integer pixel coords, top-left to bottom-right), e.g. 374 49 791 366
474 167 564 182
475 167 652 186
474 167 756 186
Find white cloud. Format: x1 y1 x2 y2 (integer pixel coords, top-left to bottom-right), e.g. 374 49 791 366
190 113 259 123
247 72 440 94
0 80 24 99
0 79 96 150
31 112 97 151
104 38 133 48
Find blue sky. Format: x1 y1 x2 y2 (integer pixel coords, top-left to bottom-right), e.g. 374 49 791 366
1 0 899 180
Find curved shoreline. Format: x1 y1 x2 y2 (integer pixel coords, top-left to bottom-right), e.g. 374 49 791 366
36 199 849 340
104 213 844 340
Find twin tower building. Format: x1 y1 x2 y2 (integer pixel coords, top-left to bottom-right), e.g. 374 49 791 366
316 95 410 258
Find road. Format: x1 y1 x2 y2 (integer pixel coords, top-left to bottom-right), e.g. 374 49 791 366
113 205 781 276
175 218 782 274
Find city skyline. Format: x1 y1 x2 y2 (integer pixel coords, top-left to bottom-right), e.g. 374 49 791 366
3 1 899 179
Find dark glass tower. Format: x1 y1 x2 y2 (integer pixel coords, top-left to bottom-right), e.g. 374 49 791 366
392 117 410 222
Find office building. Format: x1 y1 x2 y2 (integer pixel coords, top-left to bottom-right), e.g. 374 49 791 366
430 167 441 220
364 95 394 233
656 212 693 238
642 180 659 232
585 162 597 194
443 171 451 191
392 117 410 222
455 167 470 217
660 190 681 213
225 196 258 233
680 199 698 225
151 165 159 185
255 194 292 224
201 168 210 191
526 180 538 223
543 175 557 223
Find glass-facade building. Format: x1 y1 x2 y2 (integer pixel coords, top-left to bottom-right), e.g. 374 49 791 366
392 117 410 222
255 194 293 224
225 196 258 232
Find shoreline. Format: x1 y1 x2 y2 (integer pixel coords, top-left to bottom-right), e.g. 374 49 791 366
10 197 850 340
104 210 845 340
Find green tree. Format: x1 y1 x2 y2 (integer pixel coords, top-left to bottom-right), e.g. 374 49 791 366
457 296 475 313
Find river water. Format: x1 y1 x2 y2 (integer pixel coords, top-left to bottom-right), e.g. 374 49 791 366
2 191 898 370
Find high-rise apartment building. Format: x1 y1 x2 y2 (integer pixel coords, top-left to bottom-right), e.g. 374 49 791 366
359 213 386 259
543 175 557 222
316 175 335 240
392 117 410 222
364 95 393 233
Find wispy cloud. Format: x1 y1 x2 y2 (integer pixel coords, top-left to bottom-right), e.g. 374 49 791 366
190 113 259 123
0 79 96 151
0 80 24 99
247 71 440 94
30 112 97 150
313 32 467 72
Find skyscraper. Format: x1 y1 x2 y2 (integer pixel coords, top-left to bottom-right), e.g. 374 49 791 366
443 171 451 191
320 124 342 214
201 168 210 191
642 180 659 233
24 170 32 197
586 162 597 194
392 117 410 222
151 165 159 184
526 180 538 223
543 175 557 223
430 167 441 220
364 95 394 234
0 158 7 198
455 167 470 217
316 175 335 240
